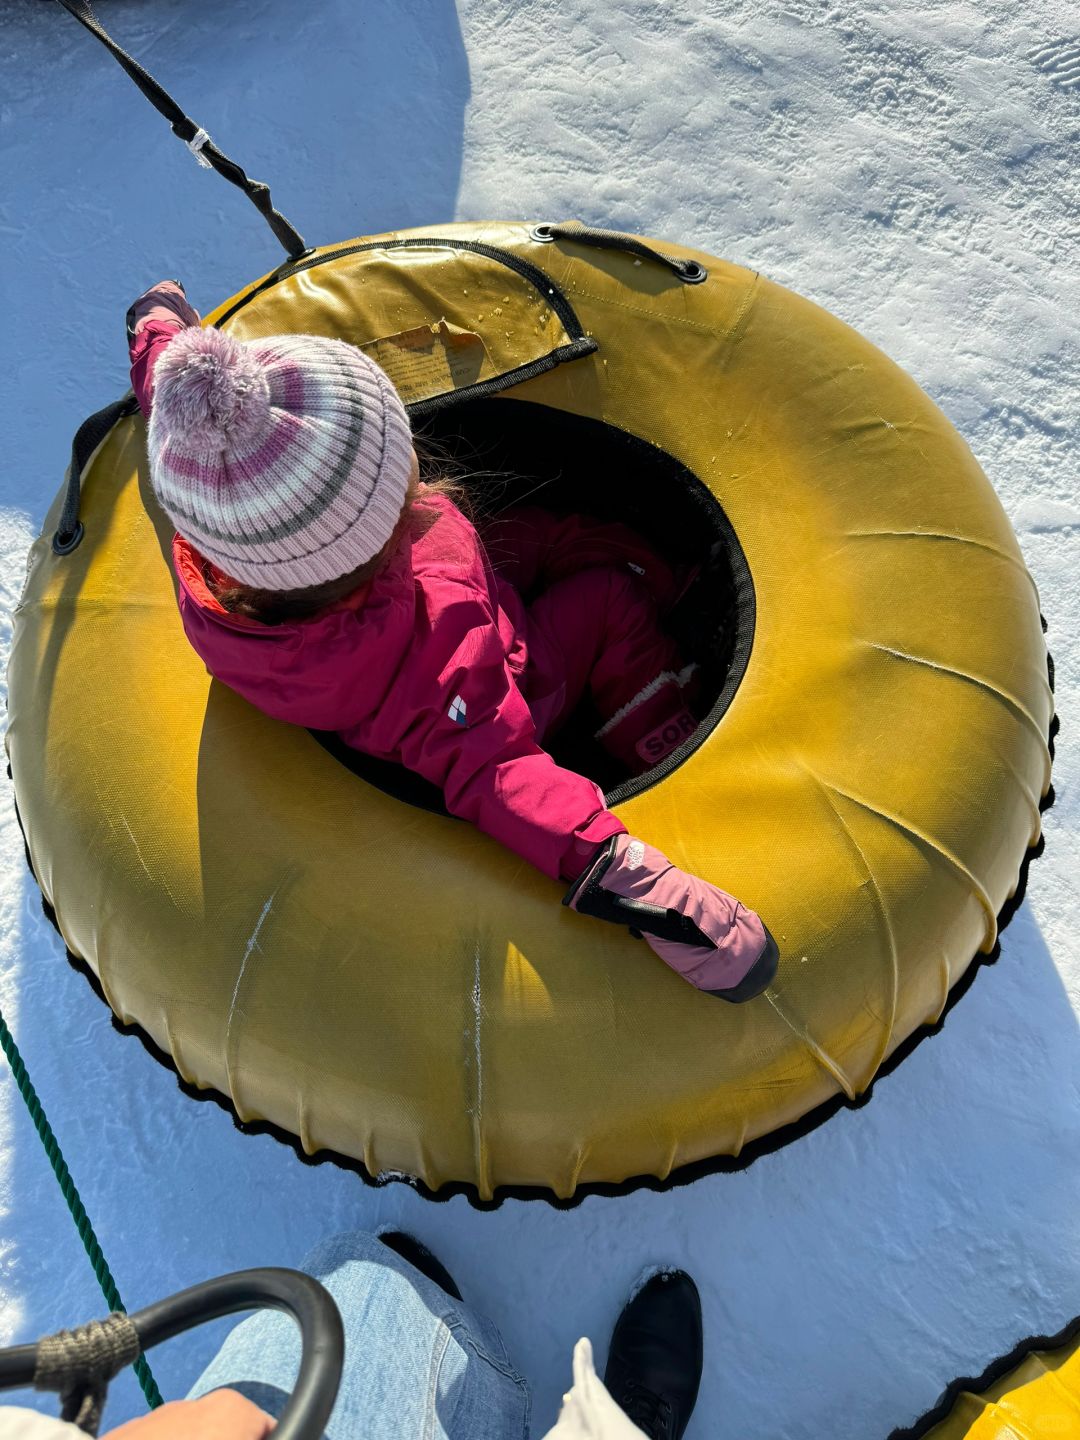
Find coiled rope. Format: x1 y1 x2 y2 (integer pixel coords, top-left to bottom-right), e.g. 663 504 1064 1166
0 1002 162 1411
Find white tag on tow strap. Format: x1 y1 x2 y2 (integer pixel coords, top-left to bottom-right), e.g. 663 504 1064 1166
186 127 213 169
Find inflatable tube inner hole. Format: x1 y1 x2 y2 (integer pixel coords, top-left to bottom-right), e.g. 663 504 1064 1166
313 398 754 811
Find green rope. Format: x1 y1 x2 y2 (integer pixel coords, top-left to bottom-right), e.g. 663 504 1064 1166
0 1001 163 1410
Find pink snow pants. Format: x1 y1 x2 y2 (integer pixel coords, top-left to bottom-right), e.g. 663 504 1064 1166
484 508 696 771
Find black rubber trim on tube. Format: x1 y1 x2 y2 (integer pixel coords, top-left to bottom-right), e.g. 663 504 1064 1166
885 1309 1080 1440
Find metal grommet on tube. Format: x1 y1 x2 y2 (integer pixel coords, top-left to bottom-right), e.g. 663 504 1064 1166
529 224 556 243
677 260 708 285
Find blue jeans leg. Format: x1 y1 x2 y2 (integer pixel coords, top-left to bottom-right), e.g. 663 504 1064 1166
186 1231 531 1440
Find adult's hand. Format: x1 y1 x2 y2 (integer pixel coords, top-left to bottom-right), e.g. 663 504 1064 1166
104 1391 273 1439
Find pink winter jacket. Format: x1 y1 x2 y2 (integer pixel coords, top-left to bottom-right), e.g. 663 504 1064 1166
172 503 626 881
135 319 627 881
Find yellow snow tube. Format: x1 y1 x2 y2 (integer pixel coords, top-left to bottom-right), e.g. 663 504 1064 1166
6 222 1052 1200
909 1324 1080 1438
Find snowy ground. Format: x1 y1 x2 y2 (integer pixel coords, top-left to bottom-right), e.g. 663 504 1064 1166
1 0 1078 1435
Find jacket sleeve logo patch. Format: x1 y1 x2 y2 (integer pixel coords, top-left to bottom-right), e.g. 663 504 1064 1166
448 694 468 725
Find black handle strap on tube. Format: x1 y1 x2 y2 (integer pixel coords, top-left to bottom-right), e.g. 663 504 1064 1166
53 393 140 555
53 0 312 263
0 1268 345 1440
530 221 708 284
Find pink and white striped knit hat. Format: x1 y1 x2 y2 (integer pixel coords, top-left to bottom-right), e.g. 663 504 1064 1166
147 327 414 590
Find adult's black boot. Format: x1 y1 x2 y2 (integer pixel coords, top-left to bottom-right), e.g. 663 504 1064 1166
378 1230 463 1301
604 1270 703 1440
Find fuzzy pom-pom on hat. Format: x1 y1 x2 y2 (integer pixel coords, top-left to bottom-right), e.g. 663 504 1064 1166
147 326 414 591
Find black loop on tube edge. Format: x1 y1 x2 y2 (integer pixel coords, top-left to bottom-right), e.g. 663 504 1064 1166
52 523 85 556
529 221 708 283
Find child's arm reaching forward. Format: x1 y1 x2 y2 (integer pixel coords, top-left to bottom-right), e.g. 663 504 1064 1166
359 574 776 1001
135 279 776 1000
365 576 626 885
127 281 202 414
564 834 778 1000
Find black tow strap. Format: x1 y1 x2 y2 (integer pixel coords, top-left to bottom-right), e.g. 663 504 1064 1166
53 0 311 263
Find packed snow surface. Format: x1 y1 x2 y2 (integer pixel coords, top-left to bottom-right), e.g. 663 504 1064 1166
1 0 1078 1435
